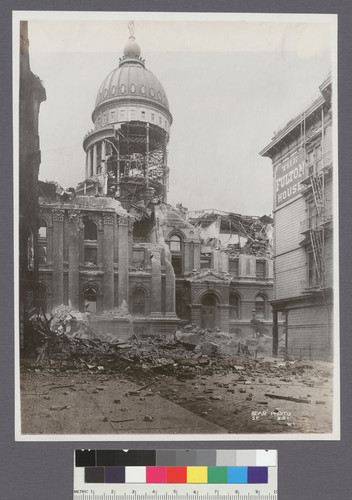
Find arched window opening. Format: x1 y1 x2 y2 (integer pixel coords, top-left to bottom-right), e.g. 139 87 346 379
84 219 97 241
201 293 218 330
38 219 47 265
229 294 240 320
255 295 266 319
132 288 146 316
84 287 97 313
169 234 183 275
170 234 181 252
84 219 98 265
38 219 47 238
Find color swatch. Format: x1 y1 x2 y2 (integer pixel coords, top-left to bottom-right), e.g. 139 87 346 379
76 449 276 485
84 465 269 484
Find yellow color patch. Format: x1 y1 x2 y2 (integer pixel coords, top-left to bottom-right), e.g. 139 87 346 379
187 467 208 483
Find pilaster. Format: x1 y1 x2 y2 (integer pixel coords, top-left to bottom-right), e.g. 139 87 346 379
117 215 129 306
52 209 64 306
103 213 114 310
68 209 80 309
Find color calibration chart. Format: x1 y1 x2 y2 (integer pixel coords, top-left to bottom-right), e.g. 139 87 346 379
74 449 278 499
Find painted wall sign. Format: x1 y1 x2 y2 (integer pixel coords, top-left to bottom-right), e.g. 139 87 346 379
275 150 305 208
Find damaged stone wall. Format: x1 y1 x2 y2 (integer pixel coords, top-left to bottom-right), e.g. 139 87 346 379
189 209 273 259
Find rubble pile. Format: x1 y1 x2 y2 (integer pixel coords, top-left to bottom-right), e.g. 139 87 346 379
23 312 329 387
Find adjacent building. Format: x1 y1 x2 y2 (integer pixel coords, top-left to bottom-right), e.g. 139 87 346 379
19 21 46 348
260 75 333 359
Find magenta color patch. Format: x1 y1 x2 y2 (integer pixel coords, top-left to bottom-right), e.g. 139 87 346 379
146 467 167 483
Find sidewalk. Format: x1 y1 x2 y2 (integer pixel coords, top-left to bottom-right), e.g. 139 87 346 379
20 370 228 435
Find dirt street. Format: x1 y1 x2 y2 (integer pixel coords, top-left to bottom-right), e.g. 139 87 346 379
20 355 333 435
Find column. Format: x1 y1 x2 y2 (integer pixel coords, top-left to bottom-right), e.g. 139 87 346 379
85 152 88 179
117 216 129 306
68 210 80 310
164 247 177 317
103 213 114 310
150 249 162 316
101 140 106 165
93 143 97 176
272 309 278 357
87 148 92 177
101 140 108 194
52 209 64 307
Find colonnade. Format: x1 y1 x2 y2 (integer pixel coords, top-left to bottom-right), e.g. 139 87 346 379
85 140 108 179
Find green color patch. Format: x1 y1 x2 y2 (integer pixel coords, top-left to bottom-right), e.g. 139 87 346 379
207 466 228 483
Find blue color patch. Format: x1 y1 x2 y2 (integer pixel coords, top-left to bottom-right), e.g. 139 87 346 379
227 466 248 483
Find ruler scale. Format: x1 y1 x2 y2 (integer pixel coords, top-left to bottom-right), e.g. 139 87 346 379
74 450 278 500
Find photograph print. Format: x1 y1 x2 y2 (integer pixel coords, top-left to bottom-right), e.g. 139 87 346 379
14 11 339 440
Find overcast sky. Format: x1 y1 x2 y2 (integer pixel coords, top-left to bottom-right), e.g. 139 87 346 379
25 13 335 216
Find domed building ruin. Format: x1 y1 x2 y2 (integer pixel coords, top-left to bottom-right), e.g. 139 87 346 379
37 24 276 339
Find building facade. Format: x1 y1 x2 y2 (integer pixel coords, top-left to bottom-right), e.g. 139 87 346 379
19 21 46 348
37 25 276 339
260 75 333 359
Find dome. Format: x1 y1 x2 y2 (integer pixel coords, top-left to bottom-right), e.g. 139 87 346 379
95 62 170 111
94 29 170 117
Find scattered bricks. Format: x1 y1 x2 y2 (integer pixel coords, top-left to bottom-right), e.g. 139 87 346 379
210 395 222 401
265 393 311 404
143 415 153 422
139 397 145 401
239 388 246 393
49 405 69 411
246 396 252 401
43 396 50 400
102 417 108 422
96 387 104 391
258 401 268 405
121 407 128 412
227 389 235 393
113 399 121 404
